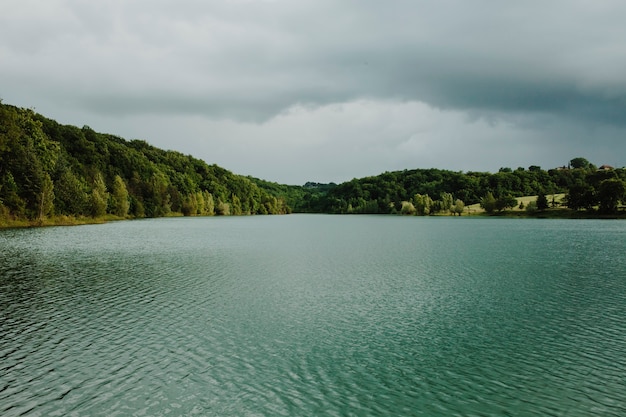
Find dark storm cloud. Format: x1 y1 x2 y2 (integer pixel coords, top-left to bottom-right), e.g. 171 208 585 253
1 0 625 183
4 0 625 124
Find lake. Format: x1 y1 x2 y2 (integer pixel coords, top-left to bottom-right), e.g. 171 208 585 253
1 215 626 416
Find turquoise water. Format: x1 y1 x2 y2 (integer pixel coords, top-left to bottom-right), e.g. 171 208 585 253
1 216 626 416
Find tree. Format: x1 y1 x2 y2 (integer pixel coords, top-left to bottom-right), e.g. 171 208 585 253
525 201 538 213
414 193 433 215
54 170 88 215
216 198 230 215
90 172 108 217
495 194 518 211
536 192 549 211
452 199 465 216
597 178 625 214
570 157 590 170
400 201 416 215
110 175 130 217
480 192 497 214
566 183 596 211
37 173 54 221
440 192 453 213
204 191 215 215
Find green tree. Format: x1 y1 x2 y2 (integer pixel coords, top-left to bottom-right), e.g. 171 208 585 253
204 191 215 215
570 157 590 170
400 201 416 215
480 192 497 214
525 201 538 213
90 172 108 217
414 193 433 215
566 184 596 211
0 172 26 216
110 175 130 217
231 194 243 215
216 198 230 216
55 169 88 215
536 192 549 211
495 194 518 211
440 192 453 213
37 173 54 221
452 199 465 216
597 178 625 214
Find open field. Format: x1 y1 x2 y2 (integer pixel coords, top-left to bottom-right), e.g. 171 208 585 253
466 194 566 214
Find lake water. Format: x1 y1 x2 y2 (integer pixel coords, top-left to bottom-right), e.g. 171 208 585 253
1 215 626 416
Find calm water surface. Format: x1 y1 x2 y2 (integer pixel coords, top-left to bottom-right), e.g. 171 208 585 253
1 215 626 416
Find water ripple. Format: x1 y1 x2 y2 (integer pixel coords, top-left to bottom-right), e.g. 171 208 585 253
1 217 626 416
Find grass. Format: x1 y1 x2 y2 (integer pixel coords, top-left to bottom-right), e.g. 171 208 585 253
466 194 566 215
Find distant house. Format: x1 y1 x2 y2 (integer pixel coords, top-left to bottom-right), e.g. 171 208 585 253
598 164 614 171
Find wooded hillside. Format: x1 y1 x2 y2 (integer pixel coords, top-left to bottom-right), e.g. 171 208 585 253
2 101 624 225
0 102 290 224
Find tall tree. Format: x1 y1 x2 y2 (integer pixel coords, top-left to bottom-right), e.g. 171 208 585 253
536 192 549 211
110 175 130 217
597 178 625 214
90 172 108 217
480 192 497 214
37 173 54 221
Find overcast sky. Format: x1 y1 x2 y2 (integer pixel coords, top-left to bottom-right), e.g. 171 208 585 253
2 0 625 184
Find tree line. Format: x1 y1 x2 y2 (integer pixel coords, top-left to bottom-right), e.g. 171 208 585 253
0 102 289 224
2 101 624 225
304 160 625 216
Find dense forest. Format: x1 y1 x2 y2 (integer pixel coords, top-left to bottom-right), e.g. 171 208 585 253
0 101 291 225
315 160 626 215
1 101 625 226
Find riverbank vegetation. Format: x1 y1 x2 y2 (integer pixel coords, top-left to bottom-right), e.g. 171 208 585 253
0 101 291 227
1 101 625 227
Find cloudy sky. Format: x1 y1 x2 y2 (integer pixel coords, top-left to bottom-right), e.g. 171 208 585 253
2 0 625 184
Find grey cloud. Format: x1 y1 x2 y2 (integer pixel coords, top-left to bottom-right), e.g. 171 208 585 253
2 0 626 183
4 0 625 124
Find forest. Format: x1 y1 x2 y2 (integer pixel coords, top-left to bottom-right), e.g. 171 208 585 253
0 101 291 226
1 101 625 226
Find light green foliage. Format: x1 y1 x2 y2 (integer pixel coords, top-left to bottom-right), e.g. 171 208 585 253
216 198 230 216
452 199 465 216
231 194 243 215
111 175 130 217
414 194 433 216
400 201 416 215
90 172 108 217
37 173 55 221
480 192 497 214
440 192 453 213
204 191 215 215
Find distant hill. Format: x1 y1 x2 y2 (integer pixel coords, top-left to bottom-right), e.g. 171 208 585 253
2 100 624 225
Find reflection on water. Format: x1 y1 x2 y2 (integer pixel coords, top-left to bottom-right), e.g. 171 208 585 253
1 216 626 416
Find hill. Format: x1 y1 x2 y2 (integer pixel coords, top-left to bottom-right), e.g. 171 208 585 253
0 101 290 225
2 101 625 225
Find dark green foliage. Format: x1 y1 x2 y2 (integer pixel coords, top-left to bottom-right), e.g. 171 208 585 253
569 157 590 170
565 167 626 213
536 192 549 211
598 178 625 214
495 194 518 212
